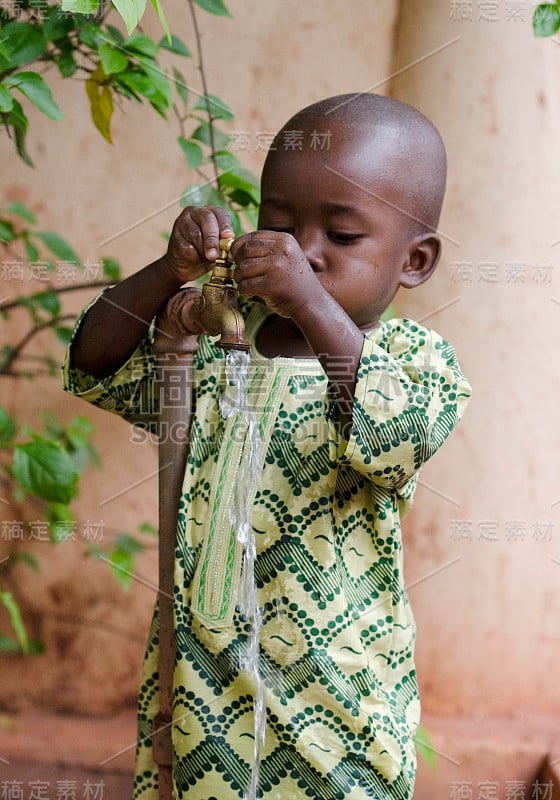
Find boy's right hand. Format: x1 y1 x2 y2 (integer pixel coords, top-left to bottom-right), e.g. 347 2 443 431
163 205 235 284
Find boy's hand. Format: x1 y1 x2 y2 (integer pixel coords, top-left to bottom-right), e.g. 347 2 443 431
230 232 324 319
164 205 235 284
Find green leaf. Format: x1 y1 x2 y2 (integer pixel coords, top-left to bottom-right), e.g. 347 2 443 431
0 636 19 653
10 552 40 571
23 233 40 262
48 500 73 534
139 521 158 536
112 0 147 36
0 220 15 244
178 136 203 169
0 591 29 654
219 171 260 204
180 183 228 208
123 33 159 57
0 407 17 444
533 3 560 35
103 24 125 44
159 35 191 57
227 188 257 209
8 98 32 166
191 122 230 150
57 49 78 78
101 256 121 280
28 639 45 654
141 60 172 106
62 0 100 13
151 0 171 43
42 411 64 440
192 0 231 16
35 290 61 317
0 22 47 68
108 549 134 588
0 84 14 113
114 532 144 555
4 72 63 122
116 69 150 98
35 231 80 265
48 502 74 525
43 7 74 42
415 724 438 771
77 22 103 49
55 326 74 346
116 69 166 110
99 43 129 74
172 67 188 106
0 38 9 68
193 93 233 121
68 414 95 434
12 438 79 504
48 502 75 542
215 152 260 202
65 415 95 448
5 201 36 224
117 61 171 114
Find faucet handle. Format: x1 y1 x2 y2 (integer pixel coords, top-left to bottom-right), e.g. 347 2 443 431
218 237 235 263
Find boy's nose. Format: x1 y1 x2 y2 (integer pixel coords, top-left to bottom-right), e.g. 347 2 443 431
296 232 326 272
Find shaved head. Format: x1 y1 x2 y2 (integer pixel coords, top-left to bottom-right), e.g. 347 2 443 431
263 93 447 236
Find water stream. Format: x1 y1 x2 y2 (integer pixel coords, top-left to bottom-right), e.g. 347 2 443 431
220 349 266 800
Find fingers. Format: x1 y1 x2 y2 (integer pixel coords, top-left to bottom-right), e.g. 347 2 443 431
231 232 288 263
174 205 235 262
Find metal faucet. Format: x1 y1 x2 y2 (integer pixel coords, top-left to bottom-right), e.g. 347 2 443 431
198 237 249 351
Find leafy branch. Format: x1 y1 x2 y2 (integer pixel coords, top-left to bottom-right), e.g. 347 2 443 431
0 0 261 659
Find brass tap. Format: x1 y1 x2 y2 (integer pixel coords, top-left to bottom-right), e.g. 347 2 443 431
198 237 249 351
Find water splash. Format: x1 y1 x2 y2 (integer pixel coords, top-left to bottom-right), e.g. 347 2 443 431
220 349 266 800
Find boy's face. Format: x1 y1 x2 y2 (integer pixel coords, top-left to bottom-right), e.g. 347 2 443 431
258 122 423 328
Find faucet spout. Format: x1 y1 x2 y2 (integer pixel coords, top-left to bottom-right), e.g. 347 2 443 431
199 263 249 351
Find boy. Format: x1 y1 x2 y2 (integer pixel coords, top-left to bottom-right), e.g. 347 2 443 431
64 93 470 800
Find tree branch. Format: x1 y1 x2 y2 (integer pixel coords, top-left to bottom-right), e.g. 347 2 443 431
188 0 221 190
1 314 75 376
0 281 110 313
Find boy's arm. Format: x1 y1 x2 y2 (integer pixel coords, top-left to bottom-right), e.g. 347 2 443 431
289 291 364 423
71 206 235 378
71 256 182 378
231 232 363 420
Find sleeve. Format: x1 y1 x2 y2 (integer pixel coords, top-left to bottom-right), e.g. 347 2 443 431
338 318 471 490
61 290 158 429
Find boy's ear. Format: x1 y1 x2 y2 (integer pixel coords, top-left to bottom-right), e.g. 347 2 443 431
400 233 441 289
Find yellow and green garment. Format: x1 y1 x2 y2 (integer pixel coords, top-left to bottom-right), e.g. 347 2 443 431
63 297 470 800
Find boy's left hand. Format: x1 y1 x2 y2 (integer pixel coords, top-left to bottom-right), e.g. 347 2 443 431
230 232 325 319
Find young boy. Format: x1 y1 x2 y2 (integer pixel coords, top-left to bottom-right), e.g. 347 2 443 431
63 93 470 800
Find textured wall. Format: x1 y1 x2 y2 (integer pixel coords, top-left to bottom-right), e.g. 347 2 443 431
391 0 560 722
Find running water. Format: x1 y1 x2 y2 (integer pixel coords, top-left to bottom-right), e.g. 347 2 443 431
219 349 266 800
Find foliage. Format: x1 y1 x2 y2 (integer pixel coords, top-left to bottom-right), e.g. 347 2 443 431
1 0 260 657
533 2 560 35
86 522 157 589
0 200 119 378
0 408 99 652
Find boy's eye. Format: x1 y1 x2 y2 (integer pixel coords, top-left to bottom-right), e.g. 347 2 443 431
328 232 363 244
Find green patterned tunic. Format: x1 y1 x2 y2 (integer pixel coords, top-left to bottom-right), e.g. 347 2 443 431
63 297 470 800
